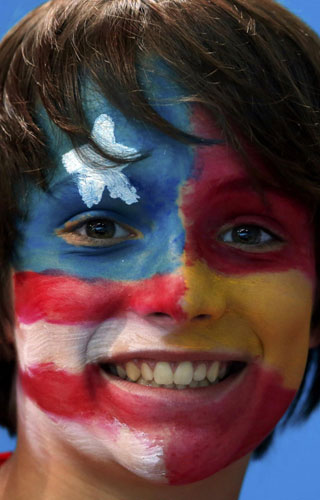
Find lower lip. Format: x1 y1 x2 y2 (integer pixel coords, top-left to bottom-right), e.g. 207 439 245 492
20 361 295 485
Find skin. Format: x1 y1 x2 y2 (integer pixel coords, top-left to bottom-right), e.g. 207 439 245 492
0 65 317 499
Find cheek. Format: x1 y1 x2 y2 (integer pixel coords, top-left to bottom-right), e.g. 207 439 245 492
14 270 188 374
227 270 314 389
177 260 313 389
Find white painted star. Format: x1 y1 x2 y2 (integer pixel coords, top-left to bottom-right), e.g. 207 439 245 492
62 114 140 208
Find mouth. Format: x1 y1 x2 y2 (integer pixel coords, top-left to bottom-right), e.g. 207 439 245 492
98 358 247 390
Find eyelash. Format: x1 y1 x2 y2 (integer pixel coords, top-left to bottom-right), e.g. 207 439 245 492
56 217 140 247
217 224 284 252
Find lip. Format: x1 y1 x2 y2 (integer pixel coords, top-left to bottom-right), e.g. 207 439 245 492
94 349 257 365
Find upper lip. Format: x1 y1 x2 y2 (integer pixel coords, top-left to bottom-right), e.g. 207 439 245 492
95 350 257 365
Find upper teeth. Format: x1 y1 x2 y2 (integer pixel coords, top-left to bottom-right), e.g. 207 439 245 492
104 359 231 388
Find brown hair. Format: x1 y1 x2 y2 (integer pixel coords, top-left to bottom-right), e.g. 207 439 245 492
1 0 320 458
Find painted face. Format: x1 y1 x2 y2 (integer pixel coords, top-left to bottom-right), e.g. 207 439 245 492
13 66 315 486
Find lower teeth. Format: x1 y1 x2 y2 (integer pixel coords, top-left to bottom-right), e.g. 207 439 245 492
133 378 211 389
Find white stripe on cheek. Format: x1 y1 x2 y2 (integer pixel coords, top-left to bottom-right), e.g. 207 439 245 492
62 114 140 208
15 317 136 373
15 314 180 373
15 321 96 373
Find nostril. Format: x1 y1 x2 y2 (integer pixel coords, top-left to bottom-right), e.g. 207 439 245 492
192 314 212 321
145 312 175 325
147 312 172 318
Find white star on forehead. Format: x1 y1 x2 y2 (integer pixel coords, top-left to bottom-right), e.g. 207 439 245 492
62 114 140 208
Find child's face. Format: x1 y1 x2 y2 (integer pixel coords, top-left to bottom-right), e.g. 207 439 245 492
13 66 316 485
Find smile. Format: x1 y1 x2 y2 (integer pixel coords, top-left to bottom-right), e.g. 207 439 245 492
99 358 247 389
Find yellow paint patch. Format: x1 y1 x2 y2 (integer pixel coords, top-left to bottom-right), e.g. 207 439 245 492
165 314 262 358
166 259 313 390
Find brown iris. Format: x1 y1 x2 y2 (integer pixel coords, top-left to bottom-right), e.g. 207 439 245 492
86 220 116 239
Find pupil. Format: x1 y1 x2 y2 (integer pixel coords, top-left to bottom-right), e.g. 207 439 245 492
86 220 116 239
232 226 260 244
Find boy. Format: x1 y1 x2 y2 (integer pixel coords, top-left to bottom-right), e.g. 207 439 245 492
0 1 320 498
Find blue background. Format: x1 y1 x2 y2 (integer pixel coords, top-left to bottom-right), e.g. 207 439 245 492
1 1 320 498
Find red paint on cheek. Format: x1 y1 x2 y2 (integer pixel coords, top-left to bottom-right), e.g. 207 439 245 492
20 363 295 485
14 272 186 324
180 106 315 279
20 364 105 419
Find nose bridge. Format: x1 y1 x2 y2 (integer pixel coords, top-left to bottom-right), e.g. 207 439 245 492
180 257 227 321
167 226 185 261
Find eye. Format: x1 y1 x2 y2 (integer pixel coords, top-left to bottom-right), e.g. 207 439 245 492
217 224 284 252
78 219 128 239
56 217 141 247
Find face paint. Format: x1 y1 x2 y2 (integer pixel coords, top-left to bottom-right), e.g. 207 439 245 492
62 113 140 207
13 65 316 486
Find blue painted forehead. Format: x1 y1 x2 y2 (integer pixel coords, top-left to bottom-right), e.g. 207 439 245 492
38 59 192 150
35 60 192 207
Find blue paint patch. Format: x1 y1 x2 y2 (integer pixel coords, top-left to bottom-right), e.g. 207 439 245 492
13 64 195 281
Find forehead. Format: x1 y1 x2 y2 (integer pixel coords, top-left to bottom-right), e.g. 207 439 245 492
36 60 246 200
40 61 192 168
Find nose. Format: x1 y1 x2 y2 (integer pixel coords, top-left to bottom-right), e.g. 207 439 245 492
144 261 227 324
